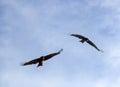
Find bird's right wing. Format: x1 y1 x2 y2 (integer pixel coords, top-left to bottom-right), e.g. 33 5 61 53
86 40 102 52
70 34 85 39
22 58 41 66
44 49 63 61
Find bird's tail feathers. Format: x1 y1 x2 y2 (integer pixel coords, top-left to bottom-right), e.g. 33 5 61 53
37 61 43 67
80 39 85 43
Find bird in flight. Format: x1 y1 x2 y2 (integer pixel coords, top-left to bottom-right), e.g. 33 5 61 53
22 49 63 67
70 34 103 52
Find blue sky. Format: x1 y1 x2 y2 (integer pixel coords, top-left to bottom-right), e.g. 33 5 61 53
1 0 120 87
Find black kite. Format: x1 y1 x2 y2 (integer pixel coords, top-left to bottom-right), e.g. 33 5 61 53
70 34 102 52
22 49 63 67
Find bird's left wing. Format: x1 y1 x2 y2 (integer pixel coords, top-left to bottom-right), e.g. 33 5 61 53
70 34 85 39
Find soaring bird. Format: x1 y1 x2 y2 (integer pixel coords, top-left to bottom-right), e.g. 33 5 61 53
22 49 63 67
70 34 102 52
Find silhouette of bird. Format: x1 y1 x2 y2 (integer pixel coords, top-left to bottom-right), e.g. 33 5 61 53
22 49 63 67
70 34 103 52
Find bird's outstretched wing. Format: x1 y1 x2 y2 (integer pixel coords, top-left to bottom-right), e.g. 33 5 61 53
70 34 85 39
86 40 102 52
22 49 63 67
44 49 63 61
22 57 41 66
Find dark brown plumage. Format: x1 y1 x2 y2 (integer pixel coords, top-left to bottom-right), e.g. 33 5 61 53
22 49 63 67
70 34 103 52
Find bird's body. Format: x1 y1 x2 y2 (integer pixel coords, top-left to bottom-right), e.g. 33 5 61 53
70 34 102 52
22 49 63 67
